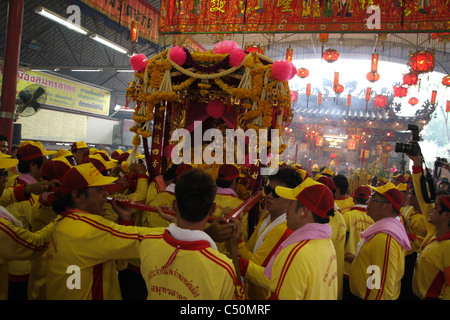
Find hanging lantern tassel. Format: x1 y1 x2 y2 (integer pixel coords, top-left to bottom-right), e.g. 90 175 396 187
130 20 139 55
365 87 372 112
318 92 323 111
431 90 437 105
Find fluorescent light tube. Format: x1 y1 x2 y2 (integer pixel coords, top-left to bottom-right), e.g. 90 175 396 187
91 35 128 54
35 7 88 35
71 68 103 72
116 69 135 72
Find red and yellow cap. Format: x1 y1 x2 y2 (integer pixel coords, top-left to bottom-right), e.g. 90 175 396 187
322 167 334 176
54 149 73 158
440 196 450 209
368 182 403 210
316 175 336 192
218 164 244 181
397 183 409 192
42 157 73 181
353 185 371 200
61 163 117 196
0 151 18 169
275 177 335 218
16 141 57 161
71 141 88 151
391 174 406 183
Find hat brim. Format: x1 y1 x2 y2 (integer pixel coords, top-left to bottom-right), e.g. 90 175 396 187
275 185 300 200
0 158 19 170
88 175 118 187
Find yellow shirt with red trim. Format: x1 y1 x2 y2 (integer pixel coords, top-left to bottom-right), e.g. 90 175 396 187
268 239 338 300
335 196 355 214
349 233 406 300
343 205 373 276
405 210 427 254
209 193 245 253
139 228 244 300
412 232 450 300
46 210 152 300
238 210 292 300
328 209 347 299
143 190 175 228
0 216 56 300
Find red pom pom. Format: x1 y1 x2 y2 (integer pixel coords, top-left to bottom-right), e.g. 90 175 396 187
272 60 294 81
213 40 240 54
290 63 297 79
206 100 226 119
229 48 246 67
130 53 148 72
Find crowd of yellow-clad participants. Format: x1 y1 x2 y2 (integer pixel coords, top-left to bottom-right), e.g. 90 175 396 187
0 134 449 300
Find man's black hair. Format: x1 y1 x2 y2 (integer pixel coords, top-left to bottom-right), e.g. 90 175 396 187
332 174 349 195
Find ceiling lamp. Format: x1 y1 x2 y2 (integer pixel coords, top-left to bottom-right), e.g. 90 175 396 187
323 48 340 63
35 6 88 35
90 34 128 54
409 50 435 74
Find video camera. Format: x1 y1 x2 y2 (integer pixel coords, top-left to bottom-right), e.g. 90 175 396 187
435 157 448 168
395 124 421 156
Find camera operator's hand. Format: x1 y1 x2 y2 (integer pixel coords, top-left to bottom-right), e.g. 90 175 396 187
405 153 422 167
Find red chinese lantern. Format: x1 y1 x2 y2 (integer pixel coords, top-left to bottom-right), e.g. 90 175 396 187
323 48 340 63
442 75 450 87
286 48 294 62
403 72 419 86
374 94 388 108
333 84 344 94
306 83 312 97
366 72 380 83
370 52 379 73
384 144 393 153
409 50 435 74
319 33 329 43
297 68 309 78
333 72 340 87
446 100 450 112
130 20 139 43
431 90 437 105
365 87 372 101
393 85 408 98
245 45 264 54
408 97 419 105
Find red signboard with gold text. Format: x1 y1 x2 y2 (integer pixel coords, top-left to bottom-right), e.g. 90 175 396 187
160 0 449 34
80 0 159 42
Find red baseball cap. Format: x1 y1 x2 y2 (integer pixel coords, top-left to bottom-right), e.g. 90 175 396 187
71 141 88 152
316 175 336 192
218 164 243 181
176 164 193 179
441 196 450 209
276 177 335 218
17 141 56 161
42 157 72 181
353 185 371 200
369 182 403 210
391 174 406 183
61 163 117 196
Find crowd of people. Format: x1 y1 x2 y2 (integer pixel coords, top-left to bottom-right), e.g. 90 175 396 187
0 134 449 300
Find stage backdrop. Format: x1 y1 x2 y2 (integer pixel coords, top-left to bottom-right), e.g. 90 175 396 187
160 0 449 34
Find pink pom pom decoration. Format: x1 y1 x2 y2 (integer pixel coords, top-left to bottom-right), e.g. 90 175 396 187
213 40 240 54
206 100 226 119
271 60 294 81
290 63 297 79
229 48 246 67
130 53 148 72
169 46 187 66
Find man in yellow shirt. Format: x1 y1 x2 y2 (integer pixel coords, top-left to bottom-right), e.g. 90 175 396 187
140 168 244 300
233 167 301 299
264 177 338 299
348 182 411 300
412 195 450 299
46 163 153 300
342 185 373 299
